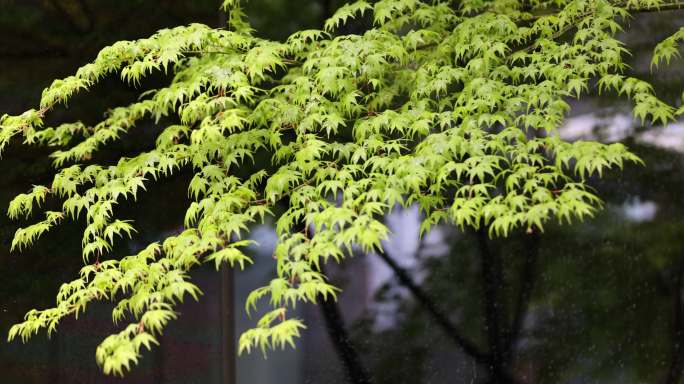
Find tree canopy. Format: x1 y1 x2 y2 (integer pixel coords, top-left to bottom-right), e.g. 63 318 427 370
2 0 683 377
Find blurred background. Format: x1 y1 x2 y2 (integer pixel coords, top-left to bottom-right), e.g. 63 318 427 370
1 1 684 383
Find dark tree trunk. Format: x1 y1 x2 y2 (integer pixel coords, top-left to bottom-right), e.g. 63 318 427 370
318 266 372 384
504 233 540 366
476 229 508 383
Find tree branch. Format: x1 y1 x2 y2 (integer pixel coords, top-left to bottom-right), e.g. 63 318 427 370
319 264 373 384
375 249 489 363
375 249 519 384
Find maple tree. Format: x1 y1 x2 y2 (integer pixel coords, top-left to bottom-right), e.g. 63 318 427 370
2 0 684 377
